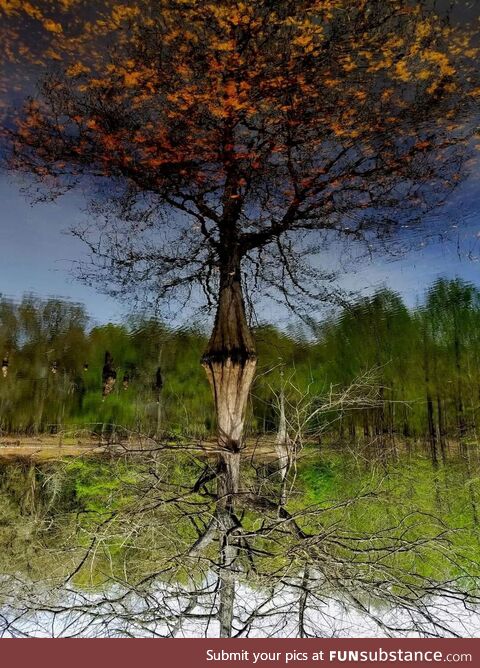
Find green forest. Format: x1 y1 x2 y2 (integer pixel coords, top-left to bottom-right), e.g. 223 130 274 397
1 276 479 464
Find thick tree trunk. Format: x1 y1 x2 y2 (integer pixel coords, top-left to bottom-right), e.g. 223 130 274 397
202 255 257 507
201 248 256 635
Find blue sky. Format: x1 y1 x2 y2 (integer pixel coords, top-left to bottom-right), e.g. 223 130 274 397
0 169 479 326
0 176 123 325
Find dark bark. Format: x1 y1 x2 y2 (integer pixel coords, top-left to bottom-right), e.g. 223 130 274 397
203 252 255 365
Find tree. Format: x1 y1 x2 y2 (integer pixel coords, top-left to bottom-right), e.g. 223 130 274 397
2 0 479 499
0 449 479 639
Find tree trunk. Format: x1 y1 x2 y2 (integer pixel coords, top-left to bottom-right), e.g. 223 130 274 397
201 248 256 635
436 394 447 464
453 314 467 439
423 323 438 468
275 374 290 505
217 512 239 638
298 565 311 638
202 255 256 508
427 391 439 467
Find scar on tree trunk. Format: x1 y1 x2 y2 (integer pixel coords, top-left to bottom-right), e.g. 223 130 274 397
202 259 256 506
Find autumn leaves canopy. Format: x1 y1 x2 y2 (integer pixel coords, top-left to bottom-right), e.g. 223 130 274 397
0 1 477 338
2 1 478 228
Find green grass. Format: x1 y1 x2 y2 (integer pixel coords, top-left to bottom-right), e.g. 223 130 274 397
0 447 479 592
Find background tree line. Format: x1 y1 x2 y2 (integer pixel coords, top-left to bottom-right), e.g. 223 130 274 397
1 277 480 457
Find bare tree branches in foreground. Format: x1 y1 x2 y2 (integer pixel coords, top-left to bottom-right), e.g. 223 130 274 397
2 0 480 511
0 378 479 639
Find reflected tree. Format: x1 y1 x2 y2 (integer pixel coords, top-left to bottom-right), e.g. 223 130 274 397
1 0 480 639
2 0 479 503
0 445 479 638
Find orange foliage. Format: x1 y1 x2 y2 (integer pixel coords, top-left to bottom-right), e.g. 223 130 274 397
0 0 478 237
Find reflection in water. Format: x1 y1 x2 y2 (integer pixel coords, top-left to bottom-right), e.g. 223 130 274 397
2 289 480 636
0 448 478 638
2 579 480 638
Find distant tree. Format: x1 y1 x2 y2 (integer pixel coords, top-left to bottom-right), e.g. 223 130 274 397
2 0 479 498
424 279 480 437
0 299 17 375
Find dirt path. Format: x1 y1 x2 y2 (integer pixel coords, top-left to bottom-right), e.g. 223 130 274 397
0 435 104 459
0 434 282 460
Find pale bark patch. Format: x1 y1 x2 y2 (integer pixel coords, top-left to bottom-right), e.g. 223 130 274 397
203 357 257 449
